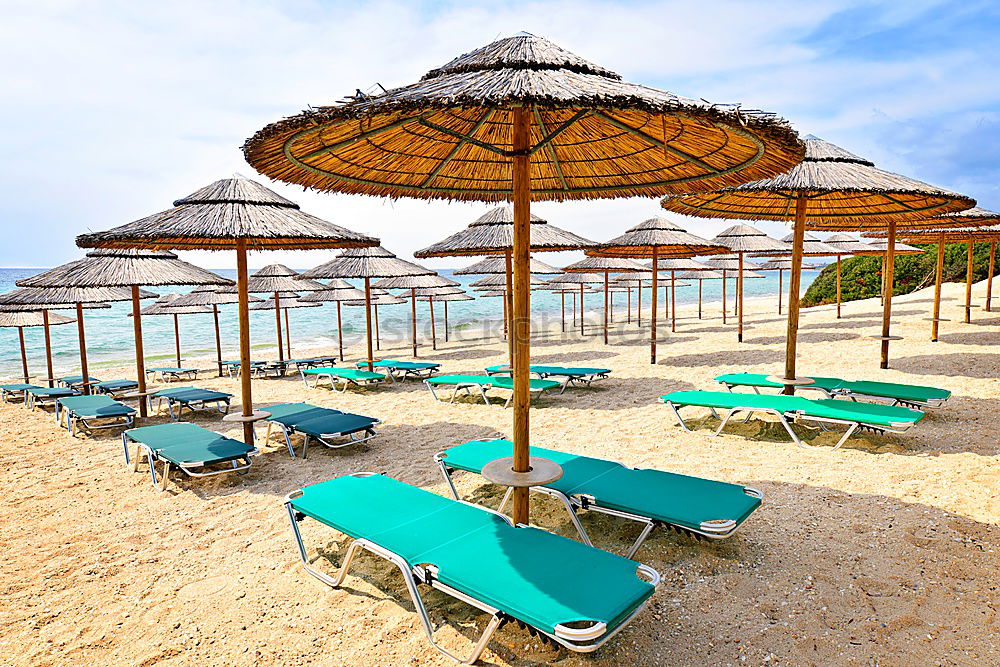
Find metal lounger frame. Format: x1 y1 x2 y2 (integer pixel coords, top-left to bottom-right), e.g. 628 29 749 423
283 472 660 664
662 399 917 451
424 380 552 408
435 451 762 558
156 395 232 421
57 402 135 437
145 369 198 383
485 368 609 395
718 379 947 411
299 370 383 392
121 427 258 491
379 365 441 383
0 387 32 403
264 417 382 458
26 391 75 411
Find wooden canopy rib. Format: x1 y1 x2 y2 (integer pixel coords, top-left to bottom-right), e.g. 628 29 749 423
419 118 511 156
298 112 428 161
421 109 494 188
533 109 568 191
529 109 590 154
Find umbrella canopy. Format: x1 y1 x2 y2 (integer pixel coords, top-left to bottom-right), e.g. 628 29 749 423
242 31 805 525
823 233 871 254
704 255 765 271
299 280 367 361
853 240 924 256
661 134 975 377
777 232 843 256
644 257 716 272
375 272 458 356
563 257 645 344
134 294 213 369
248 264 325 363
17 249 231 289
471 273 546 288
250 296 321 310
76 175 378 444
0 310 75 384
417 292 473 301
454 255 561 275
758 259 818 271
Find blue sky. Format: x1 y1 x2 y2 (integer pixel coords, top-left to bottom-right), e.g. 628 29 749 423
0 0 997 269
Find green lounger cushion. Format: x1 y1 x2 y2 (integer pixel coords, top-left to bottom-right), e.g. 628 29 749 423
126 423 253 465
1 383 38 391
60 375 99 385
441 439 760 532
27 387 78 398
486 365 610 377
715 373 950 404
303 368 384 381
148 367 196 373
95 380 140 392
154 387 232 403
290 474 654 634
265 403 376 436
359 360 440 370
662 391 924 428
58 395 135 417
427 375 561 391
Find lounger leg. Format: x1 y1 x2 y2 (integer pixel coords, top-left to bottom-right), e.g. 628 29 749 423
832 422 859 451
625 520 657 560
280 426 296 458
437 461 460 500
496 486 514 513
160 461 171 491
301 434 309 459
145 449 158 484
167 401 177 421
122 433 131 466
710 409 741 437
425 382 442 403
778 415 807 448
665 402 695 433
480 386 492 407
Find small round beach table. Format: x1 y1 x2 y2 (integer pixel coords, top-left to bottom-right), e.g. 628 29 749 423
482 456 563 491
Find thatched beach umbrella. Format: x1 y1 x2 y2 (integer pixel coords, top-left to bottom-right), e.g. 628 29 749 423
246 264 325 364
931 209 1000 313
250 294 321 359
756 258 817 314
643 258 717 327
592 217 728 362
0 286 138 394
545 272 604 336
14 248 230 411
541 282 595 331
375 272 459 355
300 246 428 369
853 239 924 307
135 294 214 369
170 287 262 376
674 269 724 319
821 233 869 318
243 31 805 524
343 288 405 351
562 257 645 344
0 310 75 383
454 255 561 276
662 135 974 379
704 254 765 325
76 176 378 444
416 289 473 344
300 280 366 360
708 224 789 341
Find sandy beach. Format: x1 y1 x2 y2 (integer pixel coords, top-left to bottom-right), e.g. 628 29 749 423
1 279 998 666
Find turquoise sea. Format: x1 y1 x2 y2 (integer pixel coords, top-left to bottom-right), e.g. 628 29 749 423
0 267 819 380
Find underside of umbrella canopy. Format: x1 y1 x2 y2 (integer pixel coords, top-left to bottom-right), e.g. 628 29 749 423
454 254 561 274
15 249 232 289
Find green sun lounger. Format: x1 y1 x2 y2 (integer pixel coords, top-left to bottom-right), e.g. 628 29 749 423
437 439 762 557
94 379 140 395
714 372 951 409
661 390 924 450
123 422 259 491
56 395 136 436
25 386 79 410
59 375 100 389
425 375 561 407
145 367 198 382
153 387 232 420
263 402 381 458
485 365 611 393
0 383 38 403
221 360 268 378
300 367 386 391
284 473 659 663
356 359 441 382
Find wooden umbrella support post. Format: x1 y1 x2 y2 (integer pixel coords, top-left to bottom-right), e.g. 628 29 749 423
172 313 181 367
74 302 90 395
130 286 148 417
835 255 843 318
650 246 658 364
284 308 292 359
336 302 344 360
560 291 565 332
931 236 945 342
504 251 514 363
778 269 784 314
579 283 585 336
783 195 807 394
235 240 255 444
879 220 897 369
410 288 418 357
429 297 437 350
42 310 55 388
443 301 449 343
510 107 531 526
721 270 727 324
603 271 609 344
964 240 975 324
737 254 745 342
273 292 284 362
16 326 28 383
363 278 374 371
986 242 996 312
670 270 677 333
212 305 223 377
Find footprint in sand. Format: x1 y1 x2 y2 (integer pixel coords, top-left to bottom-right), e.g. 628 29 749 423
177 575 238 601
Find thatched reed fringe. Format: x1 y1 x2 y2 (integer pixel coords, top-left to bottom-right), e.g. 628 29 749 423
471 273 545 288
661 136 975 228
641 258 715 272
775 232 843 256
170 286 255 307
415 205 596 257
673 269 724 280
408 285 466 296
0 285 145 307
590 216 729 258
137 294 213 316
851 240 925 256
823 233 871 254
76 177 379 251
300 246 432 280
758 258 819 271
711 223 790 254
883 225 1000 243
301 285 367 302
562 257 645 273
247 264 327 293
417 293 474 302
343 293 405 306
704 255 766 271
454 255 560 274
16 249 232 289
243 34 804 203
373 274 459 289
0 311 75 327
545 272 604 285
250 296 321 310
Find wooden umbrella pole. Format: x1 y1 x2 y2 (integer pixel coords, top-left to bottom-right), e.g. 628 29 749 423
880 255 887 305
650 246 658 364
375 304 381 350
637 283 642 327
560 291 565 332
627 287 631 324
783 194 807 394
274 292 284 362
429 297 437 350
663 284 668 321
510 106 532 526
363 279 374 366
721 270 727 324
610 290 614 323
75 303 90 395
964 240 975 324
410 288 418 357
235 240 254 444
670 270 677 333
698 280 703 319
880 219 897 369
130 286 148 418
336 302 344 361
603 271 609 345
835 255 843 319
444 301 449 343
284 308 292 358
42 310 54 388
986 242 996 312
212 305 223 377
173 313 181 367
579 283 585 336
778 269 783 314
17 327 28 383
504 251 514 362
931 237 945 342
737 254 744 342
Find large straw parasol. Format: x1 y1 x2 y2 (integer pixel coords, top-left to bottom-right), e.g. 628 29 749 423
170 287 263 376
545 272 604 336
416 290 474 344
0 310 75 383
76 176 378 443
300 279 366 360
647 258 718 323
591 217 728 362
709 224 789 341
852 240 924 307
662 135 974 379
562 257 645 344
672 269 724 319
246 264 325 364
250 294 321 359
454 255 561 276
756 258 817 313
342 287 405 351
243 31 804 525
374 272 459 355
764 232 845 318
812 233 866 318
135 294 214 369
13 248 229 409
703 254 765 324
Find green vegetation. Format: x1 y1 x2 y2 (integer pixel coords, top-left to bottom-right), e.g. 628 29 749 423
802 242 997 307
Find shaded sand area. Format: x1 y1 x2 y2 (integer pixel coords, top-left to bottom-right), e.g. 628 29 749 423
1 279 998 666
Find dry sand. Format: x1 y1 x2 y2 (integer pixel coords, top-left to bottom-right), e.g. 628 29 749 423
1 279 998 666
